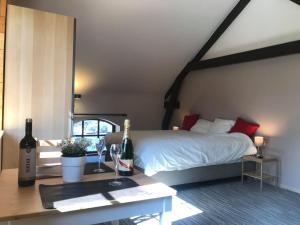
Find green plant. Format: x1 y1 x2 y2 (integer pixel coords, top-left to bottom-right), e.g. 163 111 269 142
60 138 91 157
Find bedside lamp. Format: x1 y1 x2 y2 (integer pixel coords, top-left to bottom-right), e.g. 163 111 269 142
172 126 179 131
254 136 264 158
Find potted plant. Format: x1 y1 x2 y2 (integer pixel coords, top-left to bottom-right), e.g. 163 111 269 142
60 138 91 183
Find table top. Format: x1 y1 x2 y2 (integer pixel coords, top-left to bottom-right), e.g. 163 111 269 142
0 162 176 222
242 154 278 163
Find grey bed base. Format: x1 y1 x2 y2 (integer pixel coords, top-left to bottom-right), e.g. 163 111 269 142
145 161 255 186
106 142 255 186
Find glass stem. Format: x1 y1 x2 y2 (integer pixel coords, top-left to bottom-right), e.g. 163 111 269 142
98 154 101 169
115 160 119 180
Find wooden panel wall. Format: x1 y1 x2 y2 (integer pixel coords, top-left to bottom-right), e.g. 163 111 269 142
0 0 6 128
0 0 7 171
3 5 74 169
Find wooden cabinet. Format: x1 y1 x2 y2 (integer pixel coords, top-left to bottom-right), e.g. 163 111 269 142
0 0 6 128
0 0 6 171
2 5 75 169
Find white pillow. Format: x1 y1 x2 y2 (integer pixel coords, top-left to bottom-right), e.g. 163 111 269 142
209 118 235 134
190 119 213 134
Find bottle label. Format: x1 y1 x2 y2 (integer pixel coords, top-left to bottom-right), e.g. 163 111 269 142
118 159 133 172
19 148 36 180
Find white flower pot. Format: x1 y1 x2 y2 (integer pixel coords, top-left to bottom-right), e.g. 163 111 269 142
61 156 86 183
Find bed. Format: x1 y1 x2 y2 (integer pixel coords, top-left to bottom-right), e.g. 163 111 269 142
105 130 257 186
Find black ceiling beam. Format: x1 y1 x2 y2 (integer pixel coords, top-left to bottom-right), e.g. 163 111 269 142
161 0 251 130
164 0 251 101
191 40 300 70
289 0 300 6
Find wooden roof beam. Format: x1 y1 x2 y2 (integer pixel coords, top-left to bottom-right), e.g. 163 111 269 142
191 40 300 70
162 0 251 129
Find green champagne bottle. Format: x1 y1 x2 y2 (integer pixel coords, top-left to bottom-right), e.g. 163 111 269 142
118 119 134 176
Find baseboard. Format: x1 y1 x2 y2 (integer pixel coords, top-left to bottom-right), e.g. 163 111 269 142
280 184 300 194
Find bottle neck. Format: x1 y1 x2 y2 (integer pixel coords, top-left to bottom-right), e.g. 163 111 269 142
25 122 32 137
123 126 130 139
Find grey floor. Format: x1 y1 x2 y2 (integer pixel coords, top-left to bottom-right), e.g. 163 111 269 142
101 178 300 225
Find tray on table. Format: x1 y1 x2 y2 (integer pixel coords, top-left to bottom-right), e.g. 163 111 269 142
39 178 139 209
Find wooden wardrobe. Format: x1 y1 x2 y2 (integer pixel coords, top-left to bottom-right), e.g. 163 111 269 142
0 0 6 171
2 5 75 169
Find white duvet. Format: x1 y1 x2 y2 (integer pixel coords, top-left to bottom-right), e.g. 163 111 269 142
105 130 257 176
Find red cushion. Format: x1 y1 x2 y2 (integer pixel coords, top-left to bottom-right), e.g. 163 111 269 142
181 114 199 131
229 117 260 136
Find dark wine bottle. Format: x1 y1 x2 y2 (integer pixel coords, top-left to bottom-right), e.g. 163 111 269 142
118 119 134 176
18 118 37 187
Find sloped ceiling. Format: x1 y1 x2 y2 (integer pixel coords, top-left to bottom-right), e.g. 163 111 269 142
203 0 300 59
9 0 238 95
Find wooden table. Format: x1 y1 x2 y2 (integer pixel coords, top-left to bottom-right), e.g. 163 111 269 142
0 162 176 225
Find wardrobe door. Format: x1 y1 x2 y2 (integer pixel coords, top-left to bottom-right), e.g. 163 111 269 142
0 0 6 171
3 5 75 169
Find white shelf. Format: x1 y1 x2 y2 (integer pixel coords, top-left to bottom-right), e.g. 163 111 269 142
243 171 275 180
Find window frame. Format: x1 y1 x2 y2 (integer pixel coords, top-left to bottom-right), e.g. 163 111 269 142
72 118 116 153
72 118 116 138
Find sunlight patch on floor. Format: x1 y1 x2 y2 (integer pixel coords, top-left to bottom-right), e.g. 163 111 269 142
129 196 203 224
171 195 203 221
130 214 159 225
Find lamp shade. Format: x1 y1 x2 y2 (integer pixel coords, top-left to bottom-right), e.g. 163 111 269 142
172 126 179 131
254 136 264 147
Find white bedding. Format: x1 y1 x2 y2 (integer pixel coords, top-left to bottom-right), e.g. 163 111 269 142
105 130 256 176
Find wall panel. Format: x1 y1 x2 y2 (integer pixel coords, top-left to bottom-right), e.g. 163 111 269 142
3 5 74 168
0 0 6 171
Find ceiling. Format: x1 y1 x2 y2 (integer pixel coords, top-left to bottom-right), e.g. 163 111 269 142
9 0 239 95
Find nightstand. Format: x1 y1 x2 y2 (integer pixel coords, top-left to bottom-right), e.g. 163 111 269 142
242 155 278 191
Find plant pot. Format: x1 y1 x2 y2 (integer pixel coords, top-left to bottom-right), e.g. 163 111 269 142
61 156 86 183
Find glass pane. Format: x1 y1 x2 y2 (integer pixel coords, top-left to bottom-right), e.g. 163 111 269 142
99 121 113 135
84 120 98 135
85 136 99 152
73 121 82 136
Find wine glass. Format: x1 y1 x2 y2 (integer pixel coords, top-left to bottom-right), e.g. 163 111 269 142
109 144 122 186
93 137 106 173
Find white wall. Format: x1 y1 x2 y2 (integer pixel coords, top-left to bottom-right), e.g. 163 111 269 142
175 54 300 192
203 0 300 59
75 91 164 130
173 0 300 192
9 0 239 129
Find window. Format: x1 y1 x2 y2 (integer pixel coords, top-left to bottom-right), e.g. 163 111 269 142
72 119 117 152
